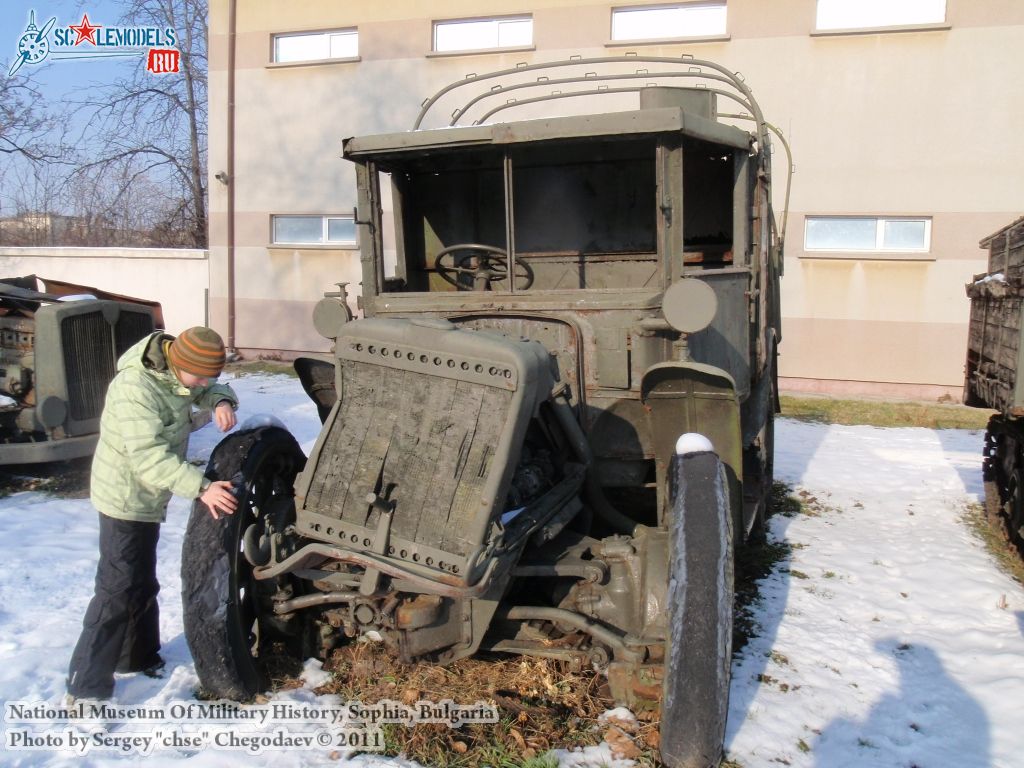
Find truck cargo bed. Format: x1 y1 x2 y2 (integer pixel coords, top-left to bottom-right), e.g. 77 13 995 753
965 216 1024 413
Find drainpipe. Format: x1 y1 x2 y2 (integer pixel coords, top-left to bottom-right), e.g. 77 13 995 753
226 0 237 354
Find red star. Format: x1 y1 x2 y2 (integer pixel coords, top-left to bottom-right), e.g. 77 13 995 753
68 13 102 46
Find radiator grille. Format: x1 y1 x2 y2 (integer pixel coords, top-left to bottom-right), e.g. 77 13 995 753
115 311 154 358
303 360 513 557
59 307 154 424
61 312 115 422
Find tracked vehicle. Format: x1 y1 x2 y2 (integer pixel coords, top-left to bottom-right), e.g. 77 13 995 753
183 56 789 767
966 216 1024 557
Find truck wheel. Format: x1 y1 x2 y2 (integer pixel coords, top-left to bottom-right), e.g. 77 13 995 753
661 449 734 768
181 426 306 700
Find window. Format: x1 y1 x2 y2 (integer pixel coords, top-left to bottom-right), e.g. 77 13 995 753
804 216 931 253
272 29 357 63
272 215 357 246
433 16 533 53
611 2 727 41
815 0 945 31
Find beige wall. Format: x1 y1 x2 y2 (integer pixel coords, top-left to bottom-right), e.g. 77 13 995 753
0 247 209 333
208 0 1020 397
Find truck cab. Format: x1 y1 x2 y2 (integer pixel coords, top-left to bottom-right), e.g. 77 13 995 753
340 80 783 537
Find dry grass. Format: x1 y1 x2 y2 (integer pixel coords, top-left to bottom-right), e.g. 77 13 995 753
733 483 803 654
780 395 991 430
962 502 1024 587
0 457 92 498
224 359 298 378
313 641 661 766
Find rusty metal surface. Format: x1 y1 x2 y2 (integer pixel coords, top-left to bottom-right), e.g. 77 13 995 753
607 661 663 712
965 221 1024 412
252 541 503 600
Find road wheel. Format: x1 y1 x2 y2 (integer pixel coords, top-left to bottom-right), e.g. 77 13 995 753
181 426 306 700
1004 467 1024 555
661 449 734 768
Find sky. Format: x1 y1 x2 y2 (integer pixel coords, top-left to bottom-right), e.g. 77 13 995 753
2 1 140 97
0 373 1022 767
1 0 187 219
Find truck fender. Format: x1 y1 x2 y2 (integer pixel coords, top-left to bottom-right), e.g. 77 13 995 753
294 356 337 424
640 361 742 532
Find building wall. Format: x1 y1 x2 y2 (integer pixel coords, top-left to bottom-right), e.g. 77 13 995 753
0 247 209 333
208 0 1022 396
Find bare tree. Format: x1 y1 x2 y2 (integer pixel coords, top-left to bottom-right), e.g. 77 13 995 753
0 71 62 163
73 0 208 247
0 66 67 238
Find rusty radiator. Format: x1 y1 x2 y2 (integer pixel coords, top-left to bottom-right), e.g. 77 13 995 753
295 318 556 580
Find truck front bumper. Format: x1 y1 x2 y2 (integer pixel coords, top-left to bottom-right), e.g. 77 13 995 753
0 434 99 465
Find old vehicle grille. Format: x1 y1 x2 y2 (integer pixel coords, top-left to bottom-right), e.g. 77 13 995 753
295 318 556 577
62 312 116 422
302 360 513 557
60 306 156 423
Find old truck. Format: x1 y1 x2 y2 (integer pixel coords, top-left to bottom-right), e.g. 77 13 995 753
182 56 788 767
0 276 161 464
965 216 1024 555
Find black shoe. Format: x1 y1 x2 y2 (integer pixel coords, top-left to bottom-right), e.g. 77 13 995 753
65 692 111 706
141 657 166 679
117 654 166 677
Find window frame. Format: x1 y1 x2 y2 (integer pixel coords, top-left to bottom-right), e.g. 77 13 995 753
431 15 534 55
813 0 947 34
609 2 729 43
803 215 932 255
270 215 358 248
270 28 359 66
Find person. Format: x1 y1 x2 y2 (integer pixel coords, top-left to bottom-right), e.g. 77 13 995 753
66 326 240 701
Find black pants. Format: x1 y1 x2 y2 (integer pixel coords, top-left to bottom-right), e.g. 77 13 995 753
67 513 162 699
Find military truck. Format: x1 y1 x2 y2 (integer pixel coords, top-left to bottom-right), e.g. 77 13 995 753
0 276 161 464
965 216 1024 555
182 56 788 767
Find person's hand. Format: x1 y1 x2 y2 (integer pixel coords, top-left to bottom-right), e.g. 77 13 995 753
201 480 238 519
214 401 237 432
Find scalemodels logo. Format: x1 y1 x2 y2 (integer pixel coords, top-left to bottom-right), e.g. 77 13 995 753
9 10 180 77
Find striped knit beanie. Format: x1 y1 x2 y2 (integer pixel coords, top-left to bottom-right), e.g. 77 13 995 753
167 327 226 378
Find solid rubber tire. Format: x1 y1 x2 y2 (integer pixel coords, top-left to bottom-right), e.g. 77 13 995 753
661 450 734 768
181 426 305 700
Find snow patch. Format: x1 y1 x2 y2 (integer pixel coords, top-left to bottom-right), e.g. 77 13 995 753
598 707 638 728
239 413 288 431
675 432 714 455
300 659 332 689
975 272 1006 284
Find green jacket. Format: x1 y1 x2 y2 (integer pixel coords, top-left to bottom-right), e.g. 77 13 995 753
90 332 239 523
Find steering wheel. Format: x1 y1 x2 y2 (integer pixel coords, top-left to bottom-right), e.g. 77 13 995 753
433 243 534 291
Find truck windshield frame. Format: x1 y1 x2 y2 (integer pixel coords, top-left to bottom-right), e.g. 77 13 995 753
359 129 743 299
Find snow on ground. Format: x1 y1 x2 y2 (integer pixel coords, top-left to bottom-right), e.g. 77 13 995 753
727 421 1024 768
0 374 1021 767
